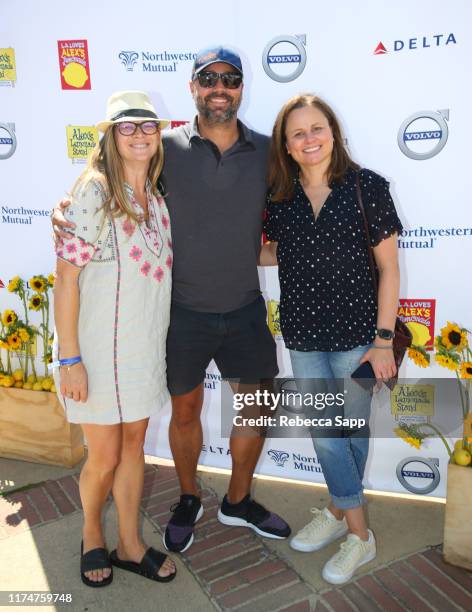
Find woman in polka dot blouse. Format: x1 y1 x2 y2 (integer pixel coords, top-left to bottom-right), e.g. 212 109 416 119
261 94 403 585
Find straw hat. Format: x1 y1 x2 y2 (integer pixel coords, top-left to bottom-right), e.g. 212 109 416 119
96 90 170 132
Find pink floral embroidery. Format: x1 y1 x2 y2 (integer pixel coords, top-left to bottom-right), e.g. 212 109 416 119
122 217 136 238
57 249 64 258
167 238 173 251
130 245 142 261
66 242 77 253
161 215 169 230
166 255 173 269
140 261 151 276
80 251 91 263
157 196 164 207
69 257 77 265
153 267 164 282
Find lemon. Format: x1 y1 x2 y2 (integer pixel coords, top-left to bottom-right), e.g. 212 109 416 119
12 368 24 382
62 62 89 88
36 376 45 383
454 449 472 467
27 374 36 384
22 382 33 390
406 322 430 347
32 382 43 391
14 381 23 388
3 376 15 387
50 383 57 393
41 378 53 391
454 439 466 452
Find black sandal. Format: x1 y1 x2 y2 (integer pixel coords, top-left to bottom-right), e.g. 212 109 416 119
80 541 113 588
110 547 176 583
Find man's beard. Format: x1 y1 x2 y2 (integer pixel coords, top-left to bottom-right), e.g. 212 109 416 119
195 92 241 125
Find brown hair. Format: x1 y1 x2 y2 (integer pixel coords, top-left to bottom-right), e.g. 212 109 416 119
268 94 360 202
72 125 164 222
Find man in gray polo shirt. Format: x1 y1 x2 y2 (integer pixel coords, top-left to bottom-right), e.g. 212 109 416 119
53 46 291 554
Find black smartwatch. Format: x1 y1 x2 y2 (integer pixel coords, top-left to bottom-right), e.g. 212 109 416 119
376 328 395 340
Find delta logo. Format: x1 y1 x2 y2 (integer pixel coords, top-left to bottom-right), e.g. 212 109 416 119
398 299 436 350
58 40 91 90
374 32 456 55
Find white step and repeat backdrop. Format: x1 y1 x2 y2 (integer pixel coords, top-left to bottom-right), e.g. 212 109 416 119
1 0 470 498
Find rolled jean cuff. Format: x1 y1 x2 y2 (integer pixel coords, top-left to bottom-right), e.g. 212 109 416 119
330 488 366 510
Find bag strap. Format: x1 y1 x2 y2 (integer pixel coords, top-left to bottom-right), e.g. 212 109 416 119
355 172 379 297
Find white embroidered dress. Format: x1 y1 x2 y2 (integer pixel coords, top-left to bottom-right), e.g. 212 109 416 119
53 179 172 424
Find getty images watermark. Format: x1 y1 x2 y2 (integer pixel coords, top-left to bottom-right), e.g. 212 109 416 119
231 388 366 431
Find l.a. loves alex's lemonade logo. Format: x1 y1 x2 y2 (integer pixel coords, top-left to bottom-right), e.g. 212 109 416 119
57 40 91 90
0 48 16 86
267 300 281 337
66 126 98 162
398 299 436 350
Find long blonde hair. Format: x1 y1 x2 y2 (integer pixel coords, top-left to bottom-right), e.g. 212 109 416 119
72 125 164 221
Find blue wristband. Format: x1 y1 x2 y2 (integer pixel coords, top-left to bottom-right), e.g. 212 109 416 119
59 356 82 366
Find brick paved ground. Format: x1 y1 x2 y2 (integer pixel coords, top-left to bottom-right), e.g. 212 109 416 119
1 463 471 611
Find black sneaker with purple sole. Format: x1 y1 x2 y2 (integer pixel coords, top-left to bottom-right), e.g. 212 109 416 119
217 494 291 539
163 494 203 553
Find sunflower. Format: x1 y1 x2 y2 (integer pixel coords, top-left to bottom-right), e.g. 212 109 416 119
7 276 21 293
29 276 46 293
0 339 9 350
460 362 472 380
440 322 468 351
407 346 430 368
47 273 55 287
394 426 422 450
435 353 459 371
28 294 44 311
7 333 21 350
1 310 17 326
18 328 30 343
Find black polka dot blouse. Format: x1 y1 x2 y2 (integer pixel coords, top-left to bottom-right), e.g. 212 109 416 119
264 168 403 352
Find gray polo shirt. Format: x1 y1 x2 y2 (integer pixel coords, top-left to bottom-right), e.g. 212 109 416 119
161 117 270 313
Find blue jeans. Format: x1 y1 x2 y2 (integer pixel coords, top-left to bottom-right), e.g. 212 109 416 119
289 345 372 510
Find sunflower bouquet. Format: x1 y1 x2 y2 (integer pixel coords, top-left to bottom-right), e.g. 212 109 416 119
0 274 56 392
396 322 472 467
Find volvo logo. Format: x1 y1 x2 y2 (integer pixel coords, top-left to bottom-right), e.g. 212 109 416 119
268 449 290 467
262 35 307 83
398 110 449 160
0 123 16 160
119 51 139 71
396 457 440 494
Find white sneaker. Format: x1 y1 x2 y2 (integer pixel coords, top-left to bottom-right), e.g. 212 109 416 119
322 529 376 585
289 507 348 552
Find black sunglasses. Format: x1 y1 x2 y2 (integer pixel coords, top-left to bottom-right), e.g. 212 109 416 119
194 70 243 89
115 121 160 136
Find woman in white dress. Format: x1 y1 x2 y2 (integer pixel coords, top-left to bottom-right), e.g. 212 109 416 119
53 91 176 586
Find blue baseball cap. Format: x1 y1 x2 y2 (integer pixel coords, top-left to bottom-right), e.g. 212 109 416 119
192 45 243 76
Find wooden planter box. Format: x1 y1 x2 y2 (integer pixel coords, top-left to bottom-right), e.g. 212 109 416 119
443 462 472 571
0 387 84 468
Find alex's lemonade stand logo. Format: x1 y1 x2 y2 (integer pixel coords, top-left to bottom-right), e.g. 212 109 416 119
267 300 281 337
57 40 91 90
66 126 98 163
0 48 16 86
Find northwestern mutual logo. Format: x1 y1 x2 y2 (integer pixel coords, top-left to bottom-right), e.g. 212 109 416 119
399 226 472 249
118 50 196 73
267 450 322 473
268 449 289 467
2 205 50 225
374 32 456 54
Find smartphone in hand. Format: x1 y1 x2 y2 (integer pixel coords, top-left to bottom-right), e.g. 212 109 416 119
351 361 376 391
